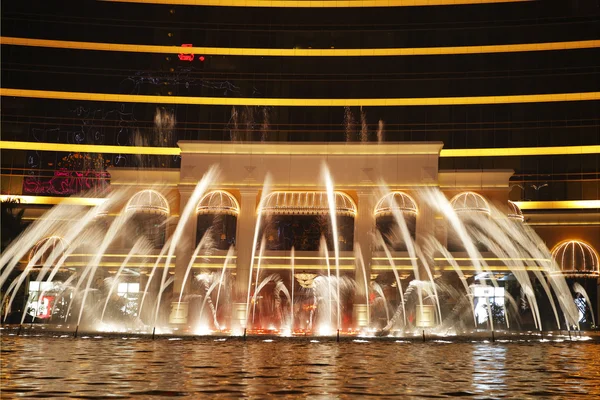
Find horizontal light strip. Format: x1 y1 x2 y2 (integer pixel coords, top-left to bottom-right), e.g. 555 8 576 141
435 257 550 261
4 36 595 57
527 221 600 226
2 140 599 158
0 195 105 206
254 255 355 260
4 194 597 211
71 253 176 258
106 0 529 8
2 88 599 107
515 200 600 210
442 145 600 157
0 140 180 156
64 262 176 267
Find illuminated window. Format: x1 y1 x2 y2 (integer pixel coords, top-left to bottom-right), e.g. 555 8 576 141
29 236 69 266
196 190 239 216
450 192 490 215
260 191 355 251
507 200 524 222
117 282 140 296
375 192 417 252
196 190 239 249
126 189 170 215
125 190 169 248
374 192 418 217
551 240 599 276
261 191 356 216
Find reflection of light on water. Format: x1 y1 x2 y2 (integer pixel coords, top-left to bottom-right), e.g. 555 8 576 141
310 340 320 343
395 340 409 343
318 325 334 336
280 328 292 337
214 338 227 342
168 338 182 341
81 336 90 339
194 325 212 336
263 339 274 342
353 339 369 343
433 340 452 343
93 336 103 339
472 344 507 394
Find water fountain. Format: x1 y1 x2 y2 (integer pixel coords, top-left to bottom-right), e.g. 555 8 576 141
1 142 595 342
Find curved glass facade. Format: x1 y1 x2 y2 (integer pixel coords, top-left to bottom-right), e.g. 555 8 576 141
1 0 599 203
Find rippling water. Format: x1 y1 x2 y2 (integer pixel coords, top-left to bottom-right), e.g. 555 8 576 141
2 334 599 399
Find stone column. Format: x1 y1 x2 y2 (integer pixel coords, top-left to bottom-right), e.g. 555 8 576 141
169 186 198 325
415 197 436 247
415 196 438 325
231 189 259 329
353 190 376 329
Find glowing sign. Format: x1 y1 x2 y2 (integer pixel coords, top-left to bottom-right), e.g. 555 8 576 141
23 169 110 196
178 44 194 61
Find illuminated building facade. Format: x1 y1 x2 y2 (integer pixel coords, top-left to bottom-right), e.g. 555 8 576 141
1 1 598 327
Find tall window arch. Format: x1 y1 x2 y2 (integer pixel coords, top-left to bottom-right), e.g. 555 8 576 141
125 189 169 248
374 192 417 251
448 192 490 252
196 190 239 250
29 236 69 266
259 191 356 251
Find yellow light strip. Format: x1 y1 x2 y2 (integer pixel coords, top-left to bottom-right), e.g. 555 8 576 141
0 140 180 156
64 262 176 267
2 88 599 107
253 255 355 260
372 265 416 271
0 195 105 206
2 140 599 159
527 221 600 226
434 257 550 261
258 264 355 270
438 266 547 271
4 36 593 57
71 253 176 258
515 200 600 210
442 145 600 157
106 0 530 8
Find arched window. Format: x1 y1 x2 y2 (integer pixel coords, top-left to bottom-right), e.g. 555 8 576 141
259 191 356 251
450 192 490 215
125 190 169 248
552 240 599 277
507 200 524 222
448 192 490 252
374 192 417 251
196 190 239 250
29 236 69 266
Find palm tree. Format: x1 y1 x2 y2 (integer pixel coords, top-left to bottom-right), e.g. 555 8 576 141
1 198 27 252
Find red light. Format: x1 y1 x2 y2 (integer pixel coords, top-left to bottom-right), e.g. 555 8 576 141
199 56 205 62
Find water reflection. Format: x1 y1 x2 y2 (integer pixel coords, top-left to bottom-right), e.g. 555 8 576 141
1 336 599 398
472 344 507 394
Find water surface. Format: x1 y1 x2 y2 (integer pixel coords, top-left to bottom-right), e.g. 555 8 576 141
2 335 599 398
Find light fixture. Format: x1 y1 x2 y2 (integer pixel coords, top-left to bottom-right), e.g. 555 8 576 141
295 273 318 288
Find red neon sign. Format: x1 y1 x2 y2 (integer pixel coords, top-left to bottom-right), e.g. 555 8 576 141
178 44 194 61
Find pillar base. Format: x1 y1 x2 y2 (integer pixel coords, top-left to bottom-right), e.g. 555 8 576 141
416 304 436 328
168 301 189 325
231 302 247 330
353 304 369 329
